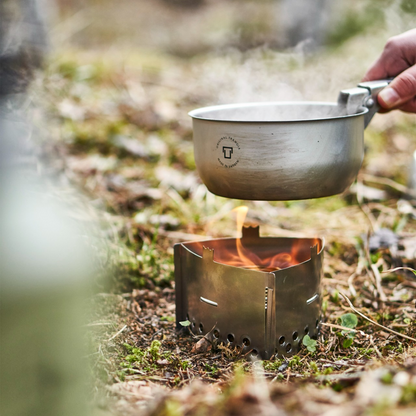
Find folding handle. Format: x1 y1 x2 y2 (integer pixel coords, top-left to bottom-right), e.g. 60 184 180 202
338 79 393 128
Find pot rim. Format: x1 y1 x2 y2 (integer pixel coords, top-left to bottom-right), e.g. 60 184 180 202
188 101 368 124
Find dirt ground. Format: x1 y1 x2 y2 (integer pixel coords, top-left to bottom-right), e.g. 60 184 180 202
29 0 416 415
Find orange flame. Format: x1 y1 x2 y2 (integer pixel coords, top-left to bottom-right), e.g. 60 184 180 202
232 206 265 269
215 206 295 272
196 206 320 272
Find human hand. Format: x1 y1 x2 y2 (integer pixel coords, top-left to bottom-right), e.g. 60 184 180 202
362 28 416 113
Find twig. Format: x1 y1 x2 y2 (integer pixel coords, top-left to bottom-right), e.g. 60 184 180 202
339 291 416 342
347 272 358 298
382 266 416 276
322 322 376 342
347 250 366 299
371 262 387 302
321 322 358 334
355 182 375 232
369 335 383 359
362 234 387 302
361 173 416 197
319 358 366 366
151 329 163 341
108 325 127 341
381 266 416 288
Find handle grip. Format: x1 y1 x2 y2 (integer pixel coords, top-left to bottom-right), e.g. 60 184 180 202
338 79 393 128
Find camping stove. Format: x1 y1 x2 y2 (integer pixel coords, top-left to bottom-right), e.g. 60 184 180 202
175 226 324 359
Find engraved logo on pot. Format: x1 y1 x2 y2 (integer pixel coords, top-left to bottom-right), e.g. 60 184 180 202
216 136 240 168
223 146 233 159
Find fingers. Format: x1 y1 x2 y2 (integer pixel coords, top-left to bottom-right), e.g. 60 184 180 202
362 29 416 82
377 64 416 110
380 96 416 113
361 51 396 82
362 29 416 114
396 96 416 113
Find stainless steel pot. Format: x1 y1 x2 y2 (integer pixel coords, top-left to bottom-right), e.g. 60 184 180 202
189 80 391 201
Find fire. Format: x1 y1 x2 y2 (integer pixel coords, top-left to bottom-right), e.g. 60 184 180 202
204 206 311 272
231 206 275 270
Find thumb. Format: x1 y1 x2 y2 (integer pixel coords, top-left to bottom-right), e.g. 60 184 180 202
378 65 416 109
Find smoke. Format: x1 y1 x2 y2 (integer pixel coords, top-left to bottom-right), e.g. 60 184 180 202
187 0 415 111
189 46 351 120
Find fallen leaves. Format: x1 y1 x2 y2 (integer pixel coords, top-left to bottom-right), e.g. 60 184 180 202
191 337 212 354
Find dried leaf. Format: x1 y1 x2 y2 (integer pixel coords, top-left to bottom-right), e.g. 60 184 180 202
191 337 212 354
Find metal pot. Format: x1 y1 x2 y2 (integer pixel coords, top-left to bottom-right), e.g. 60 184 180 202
189 80 391 201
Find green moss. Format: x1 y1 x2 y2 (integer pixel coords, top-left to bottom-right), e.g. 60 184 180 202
309 361 318 373
119 340 169 377
205 363 218 376
356 347 375 358
263 358 284 371
288 355 301 368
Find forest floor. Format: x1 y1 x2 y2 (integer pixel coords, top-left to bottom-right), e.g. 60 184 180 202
33 1 416 415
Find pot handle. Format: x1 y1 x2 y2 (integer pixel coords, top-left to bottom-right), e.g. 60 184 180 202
337 79 393 128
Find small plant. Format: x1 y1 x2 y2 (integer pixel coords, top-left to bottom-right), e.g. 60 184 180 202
339 313 358 332
205 363 218 376
149 340 161 361
288 355 301 368
160 316 175 322
322 300 328 314
123 343 146 364
339 313 358 348
330 290 340 304
302 335 317 353
356 347 374 358
309 361 318 374
120 340 166 377
181 360 190 370
263 358 284 371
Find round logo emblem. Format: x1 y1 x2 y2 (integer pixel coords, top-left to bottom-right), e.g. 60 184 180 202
216 136 240 168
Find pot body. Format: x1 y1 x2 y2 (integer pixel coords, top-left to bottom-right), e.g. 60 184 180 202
190 102 366 200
